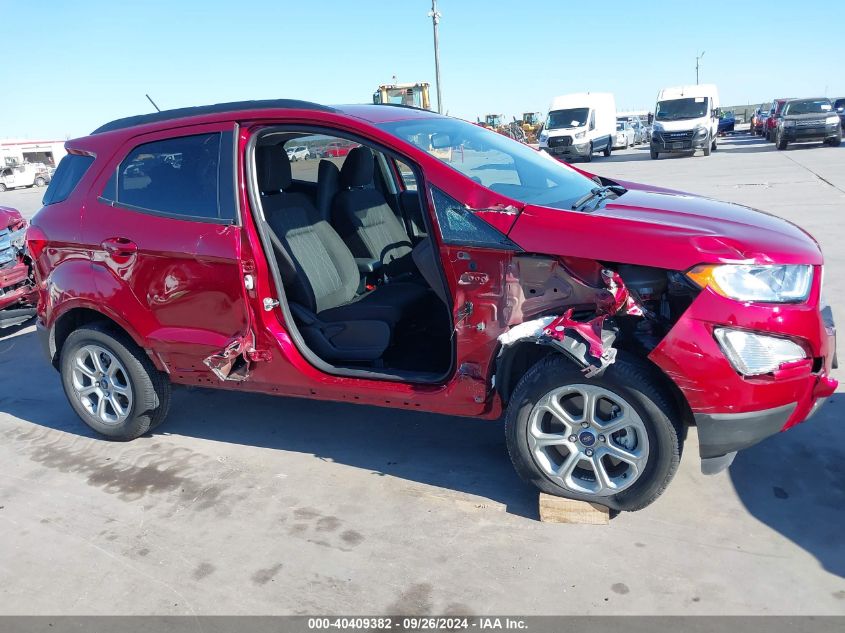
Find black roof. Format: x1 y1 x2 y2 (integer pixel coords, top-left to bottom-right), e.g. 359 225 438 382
91 99 335 135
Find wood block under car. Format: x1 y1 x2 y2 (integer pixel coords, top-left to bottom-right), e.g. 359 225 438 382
538 493 610 524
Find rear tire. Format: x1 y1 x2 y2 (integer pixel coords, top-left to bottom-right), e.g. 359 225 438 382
0 184 6 192
603 143 611 157
60 324 171 440
34 177 46 187
827 137 841 147
505 355 682 512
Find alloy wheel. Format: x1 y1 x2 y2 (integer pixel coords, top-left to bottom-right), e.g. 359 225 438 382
526 384 649 497
70 344 134 425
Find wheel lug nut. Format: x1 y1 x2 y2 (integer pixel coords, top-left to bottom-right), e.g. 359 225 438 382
568 435 577 442
599 435 606 442
581 422 589 429
585 449 594 457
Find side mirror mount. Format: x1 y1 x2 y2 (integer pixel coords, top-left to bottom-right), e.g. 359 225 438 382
430 133 453 149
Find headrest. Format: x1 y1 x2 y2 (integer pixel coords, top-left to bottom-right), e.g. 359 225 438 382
257 145 292 192
316 160 341 221
340 146 374 189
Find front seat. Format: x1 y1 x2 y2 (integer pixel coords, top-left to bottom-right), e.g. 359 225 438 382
332 147 417 277
256 146 424 361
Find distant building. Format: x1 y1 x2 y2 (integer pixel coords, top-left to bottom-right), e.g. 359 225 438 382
0 139 67 168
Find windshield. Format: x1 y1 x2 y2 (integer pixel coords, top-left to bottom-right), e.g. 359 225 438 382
785 99 832 115
616 122 625 131
378 116 598 210
655 97 709 121
546 108 589 130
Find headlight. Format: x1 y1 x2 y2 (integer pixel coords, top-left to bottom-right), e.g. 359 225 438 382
652 123 664 133
574 131 586 140
539 131 548 142
826 115 840 125
687 264 813 303
714 328 806 376
694 125 708 137
783 119 795 127
7 226 27 249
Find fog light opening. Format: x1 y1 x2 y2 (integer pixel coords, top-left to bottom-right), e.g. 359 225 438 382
714 328 806 376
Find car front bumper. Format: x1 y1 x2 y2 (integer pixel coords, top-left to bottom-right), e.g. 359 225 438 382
651 133 710 153
780 124 841 143
541 141 591 158
0 260 36 312
649 277 837 462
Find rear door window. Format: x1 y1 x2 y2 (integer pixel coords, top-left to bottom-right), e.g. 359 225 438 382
101 132 235 222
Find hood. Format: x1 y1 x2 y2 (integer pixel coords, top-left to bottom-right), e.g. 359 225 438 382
546 126 585 137
782 112 833 121
508 188 822 271
0 206 26 231
654 118 710 132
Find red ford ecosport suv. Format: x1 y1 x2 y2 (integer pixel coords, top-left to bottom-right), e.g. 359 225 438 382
27 100 837 511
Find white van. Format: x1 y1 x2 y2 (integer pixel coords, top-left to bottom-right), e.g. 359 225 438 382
538 92 616 162
651 84 720 159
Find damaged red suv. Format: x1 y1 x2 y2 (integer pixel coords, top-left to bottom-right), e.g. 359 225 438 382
28 100 837 511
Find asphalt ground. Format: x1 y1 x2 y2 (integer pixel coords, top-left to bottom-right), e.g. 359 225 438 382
0 128 843 615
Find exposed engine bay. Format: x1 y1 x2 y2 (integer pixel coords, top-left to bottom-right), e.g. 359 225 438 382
497 254 700 382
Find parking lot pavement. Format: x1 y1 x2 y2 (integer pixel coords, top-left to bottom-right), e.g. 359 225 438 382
0 185 45 220
1 133 844 615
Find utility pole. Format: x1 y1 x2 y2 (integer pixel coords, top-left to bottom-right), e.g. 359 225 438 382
429 0 443 113
695 51 705 85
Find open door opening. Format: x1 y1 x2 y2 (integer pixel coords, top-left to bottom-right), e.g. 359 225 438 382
246 126 455 383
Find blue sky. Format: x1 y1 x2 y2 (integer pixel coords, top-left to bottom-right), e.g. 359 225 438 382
1 0 841 139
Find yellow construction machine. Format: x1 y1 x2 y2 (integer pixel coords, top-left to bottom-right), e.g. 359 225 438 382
373 82 432 110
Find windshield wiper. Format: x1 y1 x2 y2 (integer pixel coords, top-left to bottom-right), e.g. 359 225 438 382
571 185 626 212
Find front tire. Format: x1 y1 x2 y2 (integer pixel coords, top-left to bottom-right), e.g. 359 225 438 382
703 136 712 156
34 177 46 187
776 131 788 150
583 142 593 162
60 324 171 440
650 149 659 159
505 355 682 512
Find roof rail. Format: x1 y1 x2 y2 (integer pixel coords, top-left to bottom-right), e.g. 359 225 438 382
91 99 335 135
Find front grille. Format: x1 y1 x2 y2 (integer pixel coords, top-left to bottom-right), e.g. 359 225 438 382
795 119 826 127
548 135 573 147
0 229 14 267
660 130 694 141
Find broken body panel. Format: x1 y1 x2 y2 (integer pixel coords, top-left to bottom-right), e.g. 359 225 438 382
0 206 37 327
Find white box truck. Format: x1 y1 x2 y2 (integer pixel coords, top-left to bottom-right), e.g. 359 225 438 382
538 92 616 162
650 84 720 159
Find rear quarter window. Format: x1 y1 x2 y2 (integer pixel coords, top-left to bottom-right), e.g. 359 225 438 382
42 154 95 206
